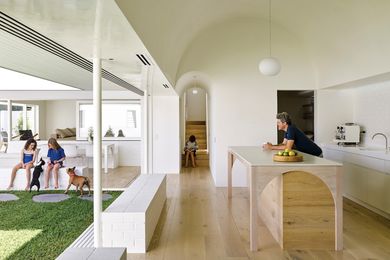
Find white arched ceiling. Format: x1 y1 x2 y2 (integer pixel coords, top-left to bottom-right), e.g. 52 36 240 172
117 0 390 89
175 71 212 97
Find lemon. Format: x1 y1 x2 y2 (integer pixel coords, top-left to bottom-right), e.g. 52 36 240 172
277 151 283 156
284 148 290 153
289 151 296 156
283 152 289 156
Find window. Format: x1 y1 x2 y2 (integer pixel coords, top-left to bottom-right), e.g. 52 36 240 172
77 101 141 140
0 101 39 136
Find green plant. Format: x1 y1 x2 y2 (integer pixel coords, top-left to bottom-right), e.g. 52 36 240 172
104 126 114 137
13 113 31 135
88 127 93 141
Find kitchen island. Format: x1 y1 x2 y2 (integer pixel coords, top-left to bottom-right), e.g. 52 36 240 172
227 146 343 251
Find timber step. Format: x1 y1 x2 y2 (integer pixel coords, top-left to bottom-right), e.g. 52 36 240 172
186 121 206 125
186 121 207 150
182 149 209 167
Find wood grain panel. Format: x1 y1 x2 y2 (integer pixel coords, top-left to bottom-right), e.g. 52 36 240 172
283 171 335 250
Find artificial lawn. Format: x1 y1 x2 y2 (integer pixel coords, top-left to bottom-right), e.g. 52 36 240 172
0 190 122 260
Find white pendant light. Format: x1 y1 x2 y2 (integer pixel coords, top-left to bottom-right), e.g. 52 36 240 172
259 0 281 76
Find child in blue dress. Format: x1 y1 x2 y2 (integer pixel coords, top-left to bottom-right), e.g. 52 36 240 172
7 138 38 191
44 138 66 189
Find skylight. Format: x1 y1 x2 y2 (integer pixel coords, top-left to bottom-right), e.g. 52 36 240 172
0 67 80 90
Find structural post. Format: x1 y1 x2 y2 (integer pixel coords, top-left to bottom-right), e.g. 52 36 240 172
23 104 27 130
141 66 149 174
93 0 103 248
7 100 12 140
147 66 154 174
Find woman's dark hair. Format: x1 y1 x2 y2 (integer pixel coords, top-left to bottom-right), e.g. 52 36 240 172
24 138 37 150
189 135 196 142
48 137 61 150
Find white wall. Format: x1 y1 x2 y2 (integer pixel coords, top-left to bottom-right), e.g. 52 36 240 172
352 82 390 147
186 88 206 121
114 140 141 166
176 18 316 187
152 96 180 174
315 89 355 145
45 100 76 139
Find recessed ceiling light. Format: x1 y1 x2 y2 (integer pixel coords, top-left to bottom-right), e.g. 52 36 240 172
192 89 198 94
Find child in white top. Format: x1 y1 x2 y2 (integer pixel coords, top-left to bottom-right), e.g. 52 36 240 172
184 135 198 167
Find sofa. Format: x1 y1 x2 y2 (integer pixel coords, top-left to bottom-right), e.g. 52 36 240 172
50 127 77 140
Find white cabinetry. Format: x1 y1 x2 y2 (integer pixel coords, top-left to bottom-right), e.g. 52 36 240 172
323 145 390 216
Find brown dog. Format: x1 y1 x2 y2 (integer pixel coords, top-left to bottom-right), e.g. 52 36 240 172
64 167 91 196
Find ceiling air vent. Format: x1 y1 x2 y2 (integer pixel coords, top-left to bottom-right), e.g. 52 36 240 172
162 84 169 89
0 11 144 96
136 54 151 66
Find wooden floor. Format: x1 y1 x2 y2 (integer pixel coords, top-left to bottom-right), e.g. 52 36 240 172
128 166 390 260
85 166 140 189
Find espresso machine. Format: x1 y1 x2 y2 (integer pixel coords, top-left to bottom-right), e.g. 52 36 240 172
334 124 360 145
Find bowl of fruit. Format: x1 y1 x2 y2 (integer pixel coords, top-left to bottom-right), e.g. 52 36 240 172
273 149 303 162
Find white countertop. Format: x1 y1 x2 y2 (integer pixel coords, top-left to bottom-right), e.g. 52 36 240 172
229 146 342 167
322 144 390 161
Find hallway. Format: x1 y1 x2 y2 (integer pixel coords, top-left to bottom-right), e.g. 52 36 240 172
127 167 390 259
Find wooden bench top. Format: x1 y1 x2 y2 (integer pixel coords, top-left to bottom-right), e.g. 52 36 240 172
56 247 126 260
104 174 166 213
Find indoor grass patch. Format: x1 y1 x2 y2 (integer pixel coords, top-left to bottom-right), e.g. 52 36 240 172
0 190 121 260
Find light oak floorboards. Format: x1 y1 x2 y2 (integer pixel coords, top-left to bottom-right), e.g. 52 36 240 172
84 166 140 189
128 167 390 260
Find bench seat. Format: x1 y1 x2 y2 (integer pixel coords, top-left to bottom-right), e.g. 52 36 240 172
0 166 88 190
102 174 166 253
56 247 126 260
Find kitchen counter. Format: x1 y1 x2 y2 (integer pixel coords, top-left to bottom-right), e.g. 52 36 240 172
227 146 342 251
322 144 390 217
322 143 390 161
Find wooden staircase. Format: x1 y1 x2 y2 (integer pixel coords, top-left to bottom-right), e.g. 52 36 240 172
183 121 209 167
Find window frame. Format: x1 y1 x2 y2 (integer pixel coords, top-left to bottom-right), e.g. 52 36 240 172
76 100 141 141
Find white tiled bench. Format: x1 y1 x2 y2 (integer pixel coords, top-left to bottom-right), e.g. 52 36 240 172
0 166 87 190
56 247 127 260
102 174 166 253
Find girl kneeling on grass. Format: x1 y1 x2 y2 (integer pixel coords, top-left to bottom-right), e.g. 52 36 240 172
44 138 66 189
7 138 38 191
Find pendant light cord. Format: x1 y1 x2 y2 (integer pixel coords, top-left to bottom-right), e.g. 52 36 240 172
269 0 272 57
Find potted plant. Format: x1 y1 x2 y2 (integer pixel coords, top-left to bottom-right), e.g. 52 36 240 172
104 126 115 137
88 127 93 143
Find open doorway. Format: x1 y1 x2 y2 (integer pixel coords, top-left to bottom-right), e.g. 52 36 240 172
277 91 315 144
183 87 209 167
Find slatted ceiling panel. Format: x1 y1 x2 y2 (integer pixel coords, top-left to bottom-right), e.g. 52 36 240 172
0 30 91 90
0 12 144 94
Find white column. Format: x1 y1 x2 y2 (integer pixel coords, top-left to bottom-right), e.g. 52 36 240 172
148 67 154 174
93 0 103 248
141 66 149 174
23 104 27 130
7 100 12 139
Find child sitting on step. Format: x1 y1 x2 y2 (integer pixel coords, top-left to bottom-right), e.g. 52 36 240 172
184 135 198 168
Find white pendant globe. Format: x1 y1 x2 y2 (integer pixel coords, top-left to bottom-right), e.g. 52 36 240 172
259 57 281 76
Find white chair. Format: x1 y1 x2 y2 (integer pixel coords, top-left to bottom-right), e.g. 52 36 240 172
0 131 8 152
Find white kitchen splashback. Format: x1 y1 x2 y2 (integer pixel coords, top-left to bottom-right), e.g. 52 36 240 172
353 81 390 147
